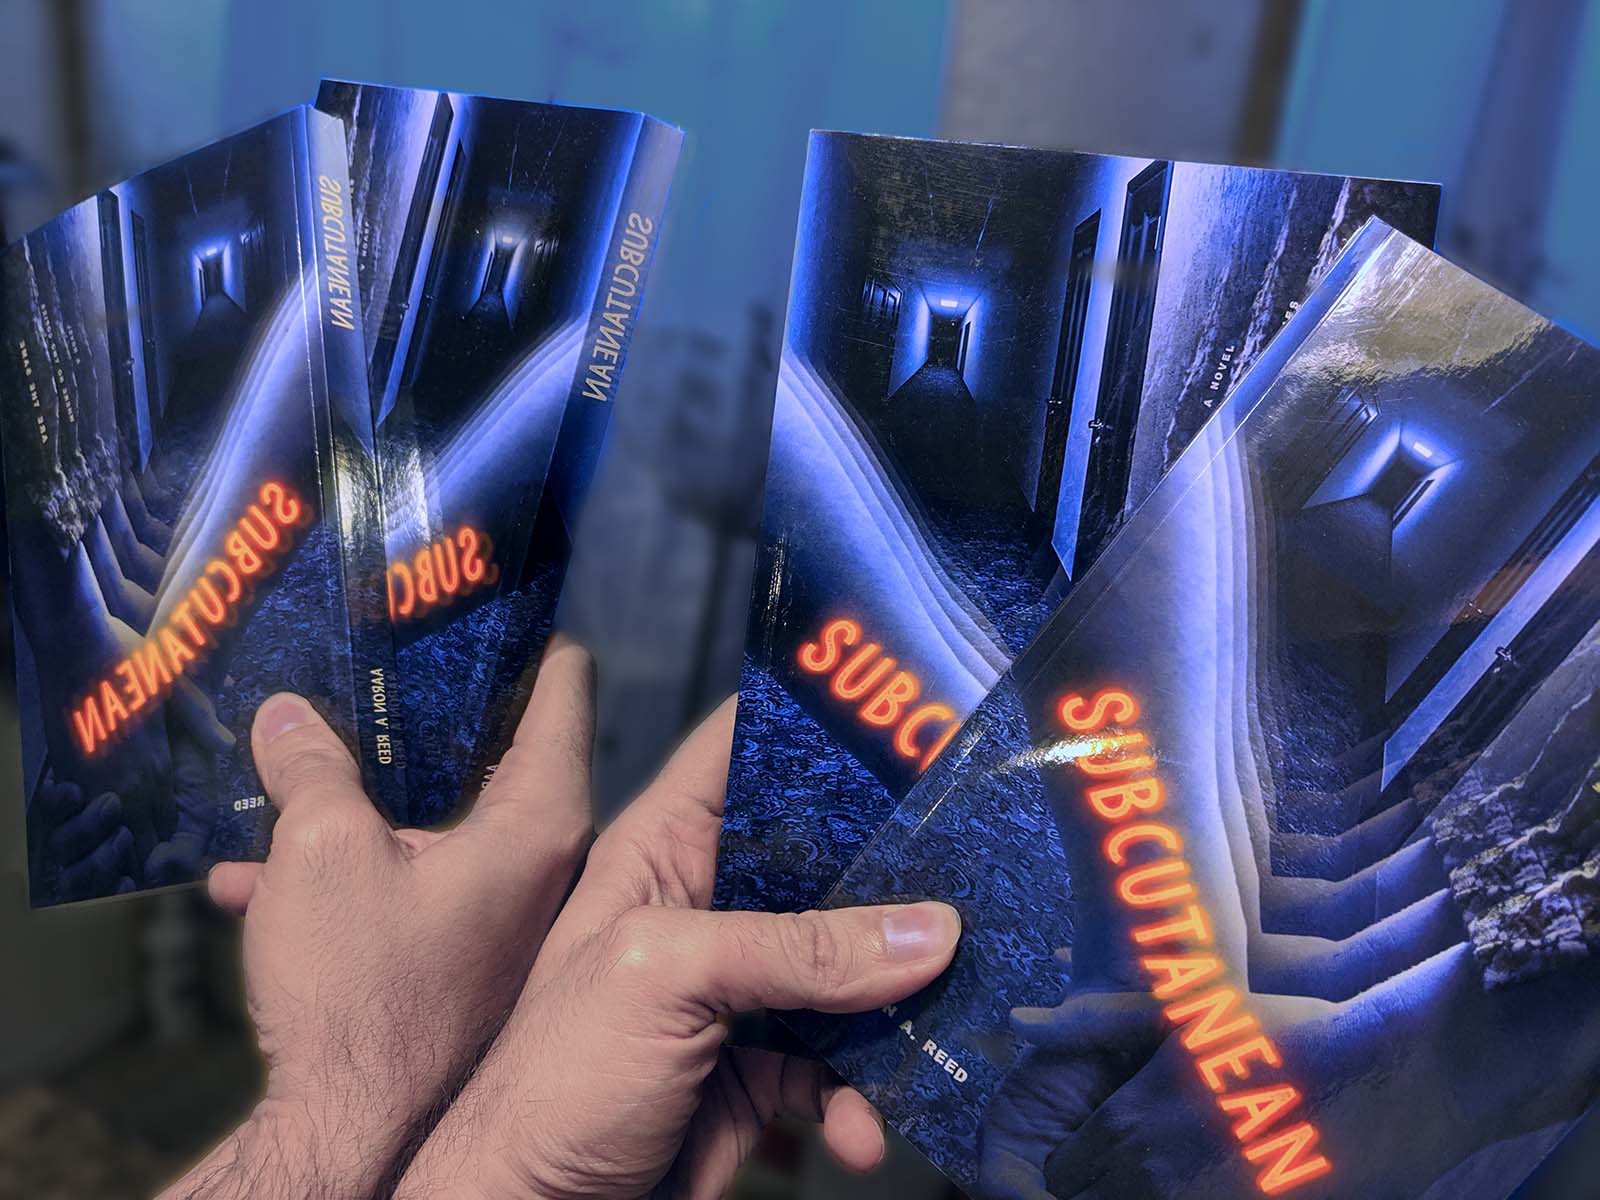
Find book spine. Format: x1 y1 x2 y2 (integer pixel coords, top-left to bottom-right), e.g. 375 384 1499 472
547 116 684 539
303 106 411 824
453 115 682 806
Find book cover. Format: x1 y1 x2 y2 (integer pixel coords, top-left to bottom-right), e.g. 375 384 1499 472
715 133 1440 916
3 107 396 905
315 80 681 825
788 222 1600 1198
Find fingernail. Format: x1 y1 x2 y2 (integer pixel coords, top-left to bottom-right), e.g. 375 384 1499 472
256 693 314 743
882 902 961 961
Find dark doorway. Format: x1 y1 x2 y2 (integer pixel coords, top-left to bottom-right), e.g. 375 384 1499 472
401 142 469 390
197 251 226 306
475 237 517 316
928 313 963 368
372 92 454 414
1072 160 1172 578
1035 210 1100 539
130 211 161 422
97 191 139 457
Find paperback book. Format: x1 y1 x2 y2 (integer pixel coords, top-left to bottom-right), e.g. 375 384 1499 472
316 80 681 824
788 222 1600 1199
3 107 399 905
716 133 1440 916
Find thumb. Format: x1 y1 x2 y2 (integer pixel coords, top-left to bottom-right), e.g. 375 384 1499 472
251 693 381 831
645 902 960 1016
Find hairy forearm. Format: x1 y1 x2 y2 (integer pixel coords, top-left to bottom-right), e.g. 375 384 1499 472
393 1046 557 1200
393 1082 505 1200
160 1107 337 1200
159 1103 388 1200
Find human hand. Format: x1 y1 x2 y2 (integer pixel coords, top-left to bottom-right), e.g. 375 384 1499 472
1039 1025 1252 1198
979 987 1165 1200
1008 989 1335 1199
29 771 138 903
396 699 962 1200
144 706 229 887
161 635 597 1200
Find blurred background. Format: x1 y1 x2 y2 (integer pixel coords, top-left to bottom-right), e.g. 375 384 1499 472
1 1 1598 1195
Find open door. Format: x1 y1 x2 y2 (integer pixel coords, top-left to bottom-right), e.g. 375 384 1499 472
372 92 454 412
1035 210 1099 540
1072 160 1171 578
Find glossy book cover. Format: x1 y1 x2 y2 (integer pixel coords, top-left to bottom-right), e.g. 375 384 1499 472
787 222 1600 1198
3 107 397 905
316 80 681 825
715 133 1440 916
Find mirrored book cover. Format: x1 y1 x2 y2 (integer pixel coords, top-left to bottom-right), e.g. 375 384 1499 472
715 133 1440 916
3 106 397 906
316 80 681 824
788 221 1600 1199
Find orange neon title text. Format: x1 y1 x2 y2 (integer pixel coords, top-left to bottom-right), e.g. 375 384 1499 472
70 482 308 757
1057 687 1331 1196
796 617 958 771
386 526 495 623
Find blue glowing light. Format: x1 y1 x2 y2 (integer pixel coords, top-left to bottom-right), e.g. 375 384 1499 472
938 297 959 309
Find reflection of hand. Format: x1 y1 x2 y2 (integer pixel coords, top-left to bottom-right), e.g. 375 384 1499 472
32 773 137 902
143 722 220 888
1041 1028 1254 1198
394 700 961 1200
1036 950 1600 1200
980 988 1165 1200
1025 988 1427 1200
986 986 1342 1199
160 637 597 1200
1249 955 1596 1200
168 676 237 757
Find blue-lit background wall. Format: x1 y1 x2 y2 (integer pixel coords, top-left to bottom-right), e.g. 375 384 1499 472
0 1 1597 1196
1276 0 1600 344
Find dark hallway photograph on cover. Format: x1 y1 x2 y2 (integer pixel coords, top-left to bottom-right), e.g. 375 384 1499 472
716 131 1439 921
3 108 391 907
317 81 679 825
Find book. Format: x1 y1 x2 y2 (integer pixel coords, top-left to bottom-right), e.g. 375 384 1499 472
3 106 398 906
715 133 1440 917
315 81 681 825
787 221 1600 1199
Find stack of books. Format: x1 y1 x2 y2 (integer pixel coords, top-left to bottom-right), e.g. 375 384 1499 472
716 134 1600 1198
3 83 680 904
